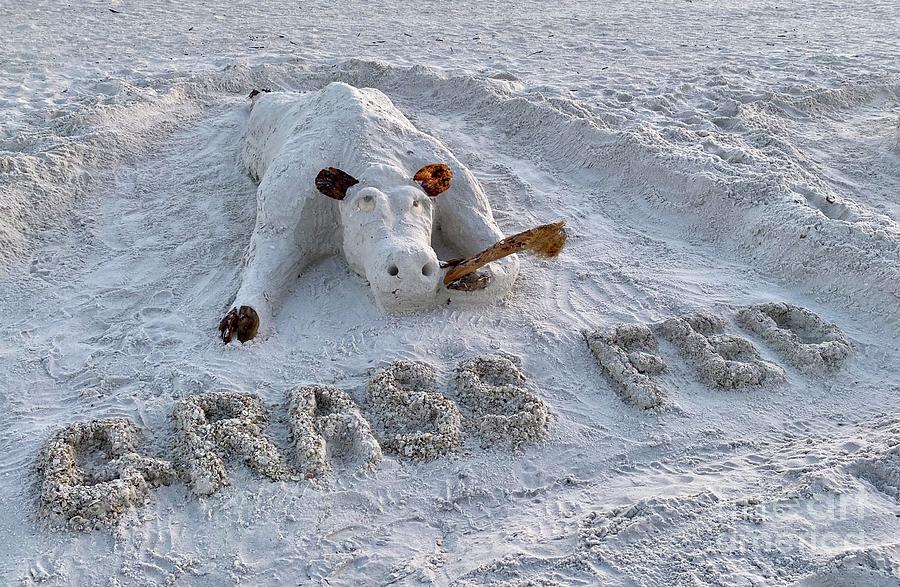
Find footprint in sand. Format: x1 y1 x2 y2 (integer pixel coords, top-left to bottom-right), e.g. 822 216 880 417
659 312 784 389
453 354 551 445
38 418 176 531
584 323 667 409
172 391 289 495
366 360 462 459
736 302 851 372
286 384 382 478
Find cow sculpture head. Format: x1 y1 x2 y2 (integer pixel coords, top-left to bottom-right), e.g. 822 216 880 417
315 162 452 310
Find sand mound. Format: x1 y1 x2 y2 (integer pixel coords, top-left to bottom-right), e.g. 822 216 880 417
0 84 204 264
578 492 721 549
737 302 852 372
848 431 900 501
366 360 462 459
791 548 900 586
38 418 175 531
172 392 289 495
854 455 900 499
453 354 550 445
584 323 667 409
660 313 785 388
286 384 382 478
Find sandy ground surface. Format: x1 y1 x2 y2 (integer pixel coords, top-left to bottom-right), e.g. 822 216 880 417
2 1 900 585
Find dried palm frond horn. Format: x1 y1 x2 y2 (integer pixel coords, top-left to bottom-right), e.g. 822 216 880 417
443 220 567 286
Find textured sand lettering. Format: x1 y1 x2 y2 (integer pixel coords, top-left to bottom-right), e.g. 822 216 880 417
453 354 550 444
367 360 462 459
38 418 175 531
737 302 851 372
584 323 667 409
286 384 382 478
660 313 784 388
172 392 289 495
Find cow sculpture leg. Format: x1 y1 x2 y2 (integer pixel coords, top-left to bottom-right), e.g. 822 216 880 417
220 230 309 343
220 169 328 343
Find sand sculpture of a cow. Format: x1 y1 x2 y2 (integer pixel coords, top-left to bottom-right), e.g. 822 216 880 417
219 82 520 343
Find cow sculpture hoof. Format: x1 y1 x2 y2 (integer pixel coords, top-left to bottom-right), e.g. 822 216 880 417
446 267 493 292
219 305 260 344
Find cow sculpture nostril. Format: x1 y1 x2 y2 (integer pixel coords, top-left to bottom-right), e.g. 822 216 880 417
422 262 436 277
387 264 400 277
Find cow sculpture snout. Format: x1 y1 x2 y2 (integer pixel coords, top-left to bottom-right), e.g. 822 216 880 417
316 163 451 311
375 245 441 299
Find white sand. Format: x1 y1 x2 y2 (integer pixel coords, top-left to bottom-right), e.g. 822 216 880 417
2 0 900 584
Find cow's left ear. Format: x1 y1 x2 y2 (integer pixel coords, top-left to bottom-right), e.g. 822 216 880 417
316 167 359 200
413 164 452 197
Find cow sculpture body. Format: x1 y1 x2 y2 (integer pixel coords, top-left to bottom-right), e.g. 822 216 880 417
220 82 520 342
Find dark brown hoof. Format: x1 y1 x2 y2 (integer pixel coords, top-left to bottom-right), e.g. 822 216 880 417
247 88 271 99
219 306 260 343
446 269 492 292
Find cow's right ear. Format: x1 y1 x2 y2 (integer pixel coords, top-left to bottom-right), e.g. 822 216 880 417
315 167 359 200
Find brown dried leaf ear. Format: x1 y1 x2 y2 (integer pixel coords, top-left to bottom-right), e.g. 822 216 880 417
315 167 359 200
413 164 452 197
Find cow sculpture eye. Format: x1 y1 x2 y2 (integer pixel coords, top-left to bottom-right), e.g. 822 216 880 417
358 194 376 212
